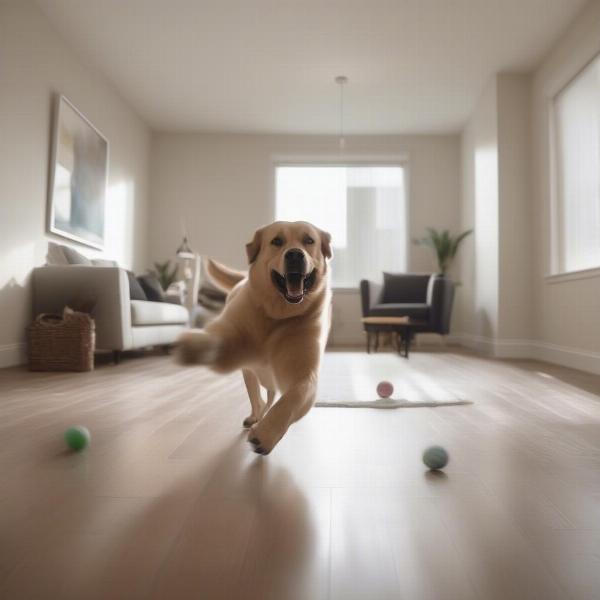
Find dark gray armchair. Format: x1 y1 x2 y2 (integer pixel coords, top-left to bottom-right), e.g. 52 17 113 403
360 273 455 335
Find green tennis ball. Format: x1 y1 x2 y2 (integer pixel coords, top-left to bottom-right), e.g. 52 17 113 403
64 426 90 451
423 445 448 470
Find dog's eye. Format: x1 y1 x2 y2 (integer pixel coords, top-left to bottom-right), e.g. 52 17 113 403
271 237 284 247
303 235 315 245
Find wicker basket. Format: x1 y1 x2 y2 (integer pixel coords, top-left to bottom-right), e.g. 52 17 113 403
28 308 95 372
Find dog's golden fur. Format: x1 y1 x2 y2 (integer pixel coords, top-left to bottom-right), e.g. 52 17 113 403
176 221 332 455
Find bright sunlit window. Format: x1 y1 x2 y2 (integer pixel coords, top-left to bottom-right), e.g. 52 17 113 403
275 165 407 287
552 53 600 275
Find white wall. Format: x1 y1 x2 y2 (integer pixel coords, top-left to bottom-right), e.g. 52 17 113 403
497 74 532 344
456 78 499 346
530 0 600 372
0 1 151 367
149 133 461 344
456 73 533 357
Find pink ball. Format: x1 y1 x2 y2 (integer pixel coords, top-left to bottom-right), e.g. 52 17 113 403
376 381 394 398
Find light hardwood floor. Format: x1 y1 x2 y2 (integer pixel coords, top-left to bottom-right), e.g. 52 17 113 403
2 348 600 600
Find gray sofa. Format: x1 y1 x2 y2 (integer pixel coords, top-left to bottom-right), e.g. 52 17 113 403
32 264 189 362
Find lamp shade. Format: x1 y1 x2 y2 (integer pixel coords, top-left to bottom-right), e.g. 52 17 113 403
176 236 194 259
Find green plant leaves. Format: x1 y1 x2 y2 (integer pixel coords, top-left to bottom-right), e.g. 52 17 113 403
412 228 472 274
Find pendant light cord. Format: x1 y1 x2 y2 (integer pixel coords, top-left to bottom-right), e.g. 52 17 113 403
335 75 348 149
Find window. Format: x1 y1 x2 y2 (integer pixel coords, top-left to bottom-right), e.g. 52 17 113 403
275 165 407 287
552 53 600 274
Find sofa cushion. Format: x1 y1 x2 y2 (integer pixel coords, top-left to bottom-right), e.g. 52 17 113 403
127 271 147 301
62 245 93 265
137 273 165 302
92 259 118 267
46 242 70 265
383 273 432 303
130 300 188 326
370 302 430 321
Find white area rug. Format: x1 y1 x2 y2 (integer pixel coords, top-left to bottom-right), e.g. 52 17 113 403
315 351 472 409
315 398 472 409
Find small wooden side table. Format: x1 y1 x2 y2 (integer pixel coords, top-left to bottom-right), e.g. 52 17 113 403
361 316 423 358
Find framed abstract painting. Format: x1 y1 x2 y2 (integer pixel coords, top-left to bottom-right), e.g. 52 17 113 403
47 95 108 249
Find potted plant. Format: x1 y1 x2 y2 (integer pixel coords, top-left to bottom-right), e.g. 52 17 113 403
413 228 472 276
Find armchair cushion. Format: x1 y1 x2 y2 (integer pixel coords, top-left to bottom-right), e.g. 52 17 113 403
382 273 432 303
130 300 188 326
370 302 429 321
429 276 455 334
359 280 383 317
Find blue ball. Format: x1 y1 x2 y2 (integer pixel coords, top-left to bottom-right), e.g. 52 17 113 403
423 445 449 470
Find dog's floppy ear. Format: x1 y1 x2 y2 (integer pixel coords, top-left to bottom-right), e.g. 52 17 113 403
318 228 333 259
245 227 264 263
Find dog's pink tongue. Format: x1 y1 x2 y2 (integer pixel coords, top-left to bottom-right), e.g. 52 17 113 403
285 273 303 298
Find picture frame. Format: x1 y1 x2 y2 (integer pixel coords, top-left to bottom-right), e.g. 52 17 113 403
47 95 109 249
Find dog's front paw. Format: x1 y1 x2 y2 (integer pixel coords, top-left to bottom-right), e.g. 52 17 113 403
247 421 284 455
243 415 259 429
175 330 221 366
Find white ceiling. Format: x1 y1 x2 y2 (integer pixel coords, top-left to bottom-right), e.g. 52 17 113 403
35 0 586 134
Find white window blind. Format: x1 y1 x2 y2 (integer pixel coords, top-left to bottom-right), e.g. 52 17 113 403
553 54 600 274
275 165 407 287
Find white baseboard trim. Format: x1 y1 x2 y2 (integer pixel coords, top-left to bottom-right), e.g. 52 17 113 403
531 341 600 376
492 337 535 359
4 332 598 375
414 333 448 346
0 343 26 368
448 333 498 355
450 332 600 375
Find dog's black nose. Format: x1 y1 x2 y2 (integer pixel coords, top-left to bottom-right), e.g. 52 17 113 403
284 248 305 263
284 248 306 272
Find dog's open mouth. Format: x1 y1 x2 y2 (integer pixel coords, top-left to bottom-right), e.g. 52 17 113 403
271 269 317 304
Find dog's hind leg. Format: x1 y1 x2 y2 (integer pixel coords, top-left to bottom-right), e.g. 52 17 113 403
242 369 266 429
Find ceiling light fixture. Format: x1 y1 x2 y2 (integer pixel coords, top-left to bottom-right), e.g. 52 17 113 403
335 75 348 150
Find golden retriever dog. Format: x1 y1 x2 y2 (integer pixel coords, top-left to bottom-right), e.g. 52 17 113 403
176 221 332 455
